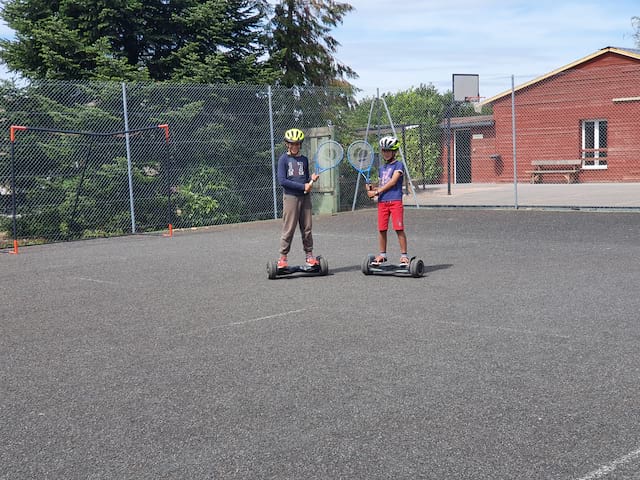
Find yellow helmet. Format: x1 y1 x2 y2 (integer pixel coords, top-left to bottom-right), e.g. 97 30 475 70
284 128 305 143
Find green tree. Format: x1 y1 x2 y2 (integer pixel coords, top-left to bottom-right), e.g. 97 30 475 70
339 84 467 184
164 0 277 84
267 0 357 88
0 0 273 83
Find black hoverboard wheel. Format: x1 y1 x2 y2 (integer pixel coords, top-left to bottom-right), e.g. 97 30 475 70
267 260 278 279
409 257 425 278
361 254 374 275
318 256 329 276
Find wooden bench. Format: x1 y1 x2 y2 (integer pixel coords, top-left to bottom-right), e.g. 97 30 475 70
526 160 582 184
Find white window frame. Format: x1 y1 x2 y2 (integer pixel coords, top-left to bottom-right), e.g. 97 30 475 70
581 119 608 170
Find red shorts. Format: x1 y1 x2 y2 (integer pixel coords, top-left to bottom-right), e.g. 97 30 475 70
377 200 404 231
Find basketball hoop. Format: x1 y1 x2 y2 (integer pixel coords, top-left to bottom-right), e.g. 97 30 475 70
464 96 485 113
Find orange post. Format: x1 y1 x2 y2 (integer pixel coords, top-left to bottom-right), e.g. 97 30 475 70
158 124 170 143
10 125 27 142
11 240 18 254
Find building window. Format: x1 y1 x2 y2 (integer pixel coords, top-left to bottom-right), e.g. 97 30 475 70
581 120 607 168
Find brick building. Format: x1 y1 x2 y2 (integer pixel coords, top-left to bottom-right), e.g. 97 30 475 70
442 47 640 184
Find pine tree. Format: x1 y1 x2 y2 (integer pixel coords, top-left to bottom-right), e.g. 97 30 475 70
0 0 273 83
266 0 357 88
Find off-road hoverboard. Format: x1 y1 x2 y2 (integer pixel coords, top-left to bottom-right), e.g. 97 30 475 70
267 256 329 280
361 254 425 278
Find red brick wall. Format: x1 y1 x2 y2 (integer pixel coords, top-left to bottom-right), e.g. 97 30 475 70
443 52 640 183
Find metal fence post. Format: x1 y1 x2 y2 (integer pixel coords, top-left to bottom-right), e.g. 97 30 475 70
511 75 518 209
122 82 136 232
9 131 18 252
268 85 278 219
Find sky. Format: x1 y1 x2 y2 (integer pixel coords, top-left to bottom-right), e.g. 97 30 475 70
332 0 639 100
0 0 638 101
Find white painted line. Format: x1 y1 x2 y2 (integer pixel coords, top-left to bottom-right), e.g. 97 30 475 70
436 320 571 339
72 276 119 285
224 309 307 327
179 309 309 337
576 447 640 480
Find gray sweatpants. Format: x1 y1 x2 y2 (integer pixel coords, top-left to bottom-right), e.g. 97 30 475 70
279 194 313 256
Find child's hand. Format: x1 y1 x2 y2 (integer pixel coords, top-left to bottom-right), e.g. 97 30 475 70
304 182 313 193
311 173 319 183
366 186 378 198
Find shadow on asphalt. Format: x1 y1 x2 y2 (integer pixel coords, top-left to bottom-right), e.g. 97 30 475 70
423 263 453 273
327 264 362 274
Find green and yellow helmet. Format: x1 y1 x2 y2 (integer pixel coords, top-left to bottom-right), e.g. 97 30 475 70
284 128 305 143
379 136 400 151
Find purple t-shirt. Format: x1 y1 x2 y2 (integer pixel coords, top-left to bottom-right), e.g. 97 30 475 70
378 161 404 202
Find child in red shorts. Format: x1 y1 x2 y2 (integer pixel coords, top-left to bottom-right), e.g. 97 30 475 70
367 136 408 265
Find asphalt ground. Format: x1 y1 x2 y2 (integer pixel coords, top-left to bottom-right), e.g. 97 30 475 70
2 208 640 479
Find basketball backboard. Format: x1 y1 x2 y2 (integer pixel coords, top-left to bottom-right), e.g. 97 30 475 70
452 74 479 102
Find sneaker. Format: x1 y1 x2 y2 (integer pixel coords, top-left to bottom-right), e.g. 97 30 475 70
305 255 319 267
371 254 387 266
399 255 410 265
277 256 288 268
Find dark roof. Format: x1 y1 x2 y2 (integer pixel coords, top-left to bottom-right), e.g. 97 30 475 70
481 46 640 105
439 115 495 129
353 124 420 136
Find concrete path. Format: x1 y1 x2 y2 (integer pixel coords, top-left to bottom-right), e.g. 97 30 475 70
407 182 640 209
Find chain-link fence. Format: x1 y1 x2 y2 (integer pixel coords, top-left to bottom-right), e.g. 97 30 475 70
4 125 172 241
2 64 640 249
0 82 372 249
